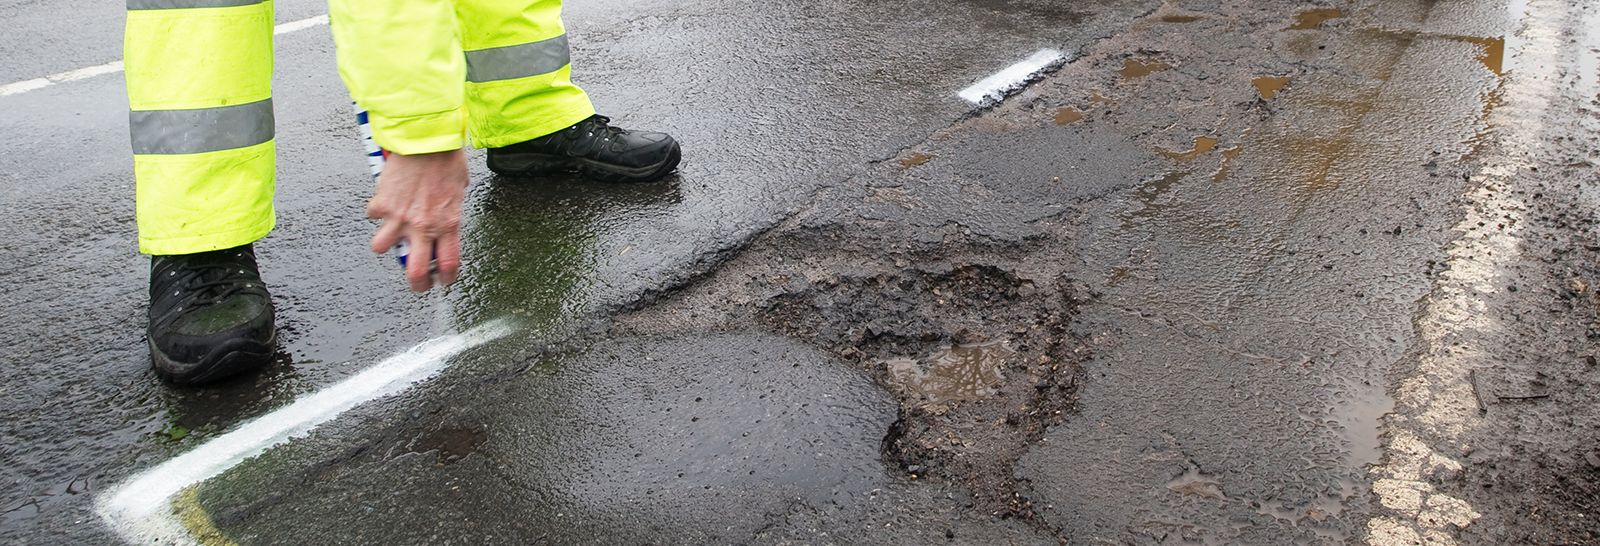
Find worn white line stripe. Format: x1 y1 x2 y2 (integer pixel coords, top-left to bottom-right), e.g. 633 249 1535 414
0 78 51 96
51 60 125 83
958 48 1068 105
96 317 514 546
0 15 328 98
273 14 328 35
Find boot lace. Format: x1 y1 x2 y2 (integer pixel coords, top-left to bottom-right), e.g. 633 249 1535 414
153 253 262 312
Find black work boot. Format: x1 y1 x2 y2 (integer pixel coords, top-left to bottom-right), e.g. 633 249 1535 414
147 244 276 385
487 115 681 183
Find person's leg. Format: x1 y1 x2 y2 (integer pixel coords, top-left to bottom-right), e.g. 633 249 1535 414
461 0 681 183
126 0 277 384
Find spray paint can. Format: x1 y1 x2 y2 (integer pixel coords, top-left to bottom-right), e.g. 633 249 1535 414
356 104 434 268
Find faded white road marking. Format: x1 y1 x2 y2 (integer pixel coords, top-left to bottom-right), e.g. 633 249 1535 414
957 48 1068 105
96 317 514 546
0 15 329 97
273 14 329 36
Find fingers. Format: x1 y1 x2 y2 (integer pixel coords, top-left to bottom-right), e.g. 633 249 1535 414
399 233 460 293
434 234 462 287
404 236 435 292
370 217 404 255
366 148 470 292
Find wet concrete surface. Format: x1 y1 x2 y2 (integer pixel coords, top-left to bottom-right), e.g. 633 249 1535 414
4 0 1600 543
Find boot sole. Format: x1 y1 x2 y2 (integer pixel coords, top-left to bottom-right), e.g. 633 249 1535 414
489 143 682 184
150 332 276 385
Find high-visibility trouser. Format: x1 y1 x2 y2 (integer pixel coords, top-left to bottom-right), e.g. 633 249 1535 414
126 0 276 256
131 0 596 256
329 0 596 152
456 0 596 150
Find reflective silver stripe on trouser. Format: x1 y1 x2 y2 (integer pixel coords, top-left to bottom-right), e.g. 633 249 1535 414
127 0 263 9
129 99 274 155
464 34 571 83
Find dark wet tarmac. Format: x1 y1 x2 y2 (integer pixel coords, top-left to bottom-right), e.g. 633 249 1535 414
3 0 1599 544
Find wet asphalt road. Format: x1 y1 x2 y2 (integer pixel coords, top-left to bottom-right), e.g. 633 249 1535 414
1 0 1152 541
4 0 1600 544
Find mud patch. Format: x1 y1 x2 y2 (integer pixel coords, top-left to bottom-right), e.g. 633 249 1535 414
401 425 488 465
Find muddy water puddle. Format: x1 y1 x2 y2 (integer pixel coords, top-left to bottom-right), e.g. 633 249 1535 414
1212 144 1243 182
1167 466 1226 500
897 152 935 170
1159 136 1219 160
1462 35 1507 75
1118 59 1171 80
1285 8 1343 31
1330 379 1393 468
1053 107 1084 124
1252 76 1292 99
884 341 1013 405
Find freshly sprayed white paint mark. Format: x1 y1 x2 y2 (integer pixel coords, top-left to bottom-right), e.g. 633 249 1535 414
958 48 1068 105
96 317 514 545
0 15 328 98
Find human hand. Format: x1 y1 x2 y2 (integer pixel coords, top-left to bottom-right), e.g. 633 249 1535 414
366 148 468 292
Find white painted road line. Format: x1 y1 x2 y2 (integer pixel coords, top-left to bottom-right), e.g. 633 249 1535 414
0 15 330 98
958 48 1068 106
0 61 122 97
96 317 514 546
273 14 329 36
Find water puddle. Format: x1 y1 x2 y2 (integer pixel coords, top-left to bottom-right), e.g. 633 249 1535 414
1088 90 1115 103
1119 59 1171 80
1211 145 1243 183
1160 15 1203 23
1331 379 1393 468
1116 170 1189 235
1053 107 1084 125
1167 465 1226 500
897 153 935 170
1158 136 1218 160
1252 76 1292 99
1459 36 1506 75
1251 483 1354 541
1284 8 1343 31
884 341 1012 405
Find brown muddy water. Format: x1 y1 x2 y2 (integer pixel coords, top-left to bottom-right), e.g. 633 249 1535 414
885 341 1014 405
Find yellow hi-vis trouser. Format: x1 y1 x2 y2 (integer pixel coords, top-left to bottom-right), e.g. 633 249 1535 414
127 0 595 256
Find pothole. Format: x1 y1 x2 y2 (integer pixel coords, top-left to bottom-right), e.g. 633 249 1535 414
753 258 1087 523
